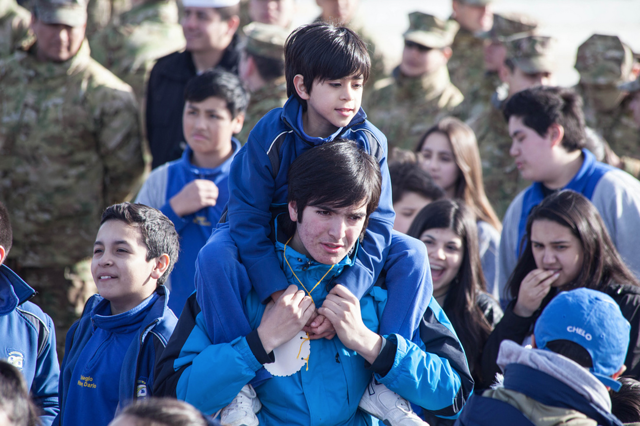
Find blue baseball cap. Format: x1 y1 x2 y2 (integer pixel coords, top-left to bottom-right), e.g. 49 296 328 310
534 288 630 391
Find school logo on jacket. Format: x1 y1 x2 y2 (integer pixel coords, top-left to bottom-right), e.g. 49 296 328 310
136 380 148 398
7 351 24 370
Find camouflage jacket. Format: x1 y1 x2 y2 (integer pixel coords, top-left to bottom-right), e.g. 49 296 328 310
365 66 463 151
576 84 640 179
454 71 501 122
89 0 185 104
448 25 486 99
0 41 146 267
85 0 131 40
467 90 529 219
0 0 32 58
237 76 287 144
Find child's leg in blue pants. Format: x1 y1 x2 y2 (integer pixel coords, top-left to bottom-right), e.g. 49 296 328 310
195 224 271 385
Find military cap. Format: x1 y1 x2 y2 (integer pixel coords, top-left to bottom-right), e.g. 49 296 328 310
243 22 287 61
455 0 492 5
182 0 239 8
575 34 634 85
481 12 538 41
506 34 555 74
619 78 640 93
403 12 459 49
34 0 87 26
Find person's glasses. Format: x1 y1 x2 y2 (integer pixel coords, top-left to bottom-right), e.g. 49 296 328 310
404 40 432 53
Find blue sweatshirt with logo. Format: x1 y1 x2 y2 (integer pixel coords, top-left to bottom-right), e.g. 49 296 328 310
56 287 177 426
136 141 240 315
0 264 59 425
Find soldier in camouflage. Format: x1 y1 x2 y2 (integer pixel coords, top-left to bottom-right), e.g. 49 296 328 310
315 0 386 90
89 0 185 104
575 34 640 179
239 0 295 29
448 0 493 99
455 12 537 121
619 78 640 129
468 34 555 218
0 0 33 57
0 0 146 354
365 12 463 151
237 22 288 143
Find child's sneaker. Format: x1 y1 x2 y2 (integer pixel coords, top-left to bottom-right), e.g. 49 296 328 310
358 379 429 426
220 384 262 426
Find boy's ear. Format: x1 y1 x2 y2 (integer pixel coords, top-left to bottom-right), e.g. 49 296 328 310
150 254 171 281
547 123 565 148
232 112 245 135
293 75 310 100
288 201 299 222
0 245 5 266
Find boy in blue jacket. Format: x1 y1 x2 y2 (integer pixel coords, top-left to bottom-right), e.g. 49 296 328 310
136 70 248 316
0 202 59 425
56 203 179 426
196 22 434 424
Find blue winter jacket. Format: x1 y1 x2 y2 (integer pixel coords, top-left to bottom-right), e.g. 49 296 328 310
154 225 472 424
0 264 59 425
56 287 177 426
135 141 240 315
227 96 394 305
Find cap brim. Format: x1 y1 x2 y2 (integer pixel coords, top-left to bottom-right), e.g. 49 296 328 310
618 79 640 93
593 373 622 392
513 57 554 74
404 31 451 49
37 5 86 26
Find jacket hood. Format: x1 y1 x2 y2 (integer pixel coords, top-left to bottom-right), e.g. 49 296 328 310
497 340 612 413
0 264 35 315
279 96 368 145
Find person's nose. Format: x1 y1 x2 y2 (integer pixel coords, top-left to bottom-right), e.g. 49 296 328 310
327 217 347 240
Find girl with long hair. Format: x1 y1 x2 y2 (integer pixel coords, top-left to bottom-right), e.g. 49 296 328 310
407 199 502 389
416 117 502 297
481 190 640 385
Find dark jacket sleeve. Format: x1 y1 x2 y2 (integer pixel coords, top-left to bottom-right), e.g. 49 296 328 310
480 301 535 387
606 284 640 378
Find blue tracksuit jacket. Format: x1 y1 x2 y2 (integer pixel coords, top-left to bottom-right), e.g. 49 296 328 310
57 287 177 426
154 223 473 424
135 141 240 315
0 264 59 425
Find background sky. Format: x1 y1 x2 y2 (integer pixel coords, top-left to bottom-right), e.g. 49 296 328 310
290 0 640 86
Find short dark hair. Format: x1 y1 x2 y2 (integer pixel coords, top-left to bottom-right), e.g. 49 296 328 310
503 86 586 152
0 360 40 426
0 202 13 257
100 203 179 286
611 377 640 423
286 139 381 238
389 161 445 204
544 339 593 368
285 22 371 109
118 397 213 426
214 5 240 21
248 52 285 82
184 69 249 119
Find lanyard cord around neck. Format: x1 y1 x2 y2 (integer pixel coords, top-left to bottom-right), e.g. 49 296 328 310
283 237 335 304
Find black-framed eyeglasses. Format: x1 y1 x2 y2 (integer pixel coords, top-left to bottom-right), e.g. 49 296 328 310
404 40 432 53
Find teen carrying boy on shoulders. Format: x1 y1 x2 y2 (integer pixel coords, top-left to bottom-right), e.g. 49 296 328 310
56 204 179 426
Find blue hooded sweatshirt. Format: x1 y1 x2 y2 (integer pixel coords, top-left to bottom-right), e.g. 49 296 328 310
136 140 240 315
57 287 177 426
0 264 59 425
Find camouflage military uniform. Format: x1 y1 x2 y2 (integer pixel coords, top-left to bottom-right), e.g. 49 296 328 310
89 0 185 104
454 71 501 122
85 0 131 39
0 40 146 353
448 26 485 99
238 76 287 144
0 0 33 57
575 35 640 179
367 66 463 151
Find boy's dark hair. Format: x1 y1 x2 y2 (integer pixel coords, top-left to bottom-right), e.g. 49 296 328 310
611 377 640 423
100 203 179 286
285 22 371 109
503 86 586 152
0 202 13 256
286 139 381 238
184 69 249 119
213 5 240 21
249 52 285 82
544 339 594 368
118 397 213 426
390 161 445 204
0 360 40 426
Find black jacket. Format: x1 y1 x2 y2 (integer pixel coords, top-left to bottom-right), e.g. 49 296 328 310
481 283 640 387
145 35 240 169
